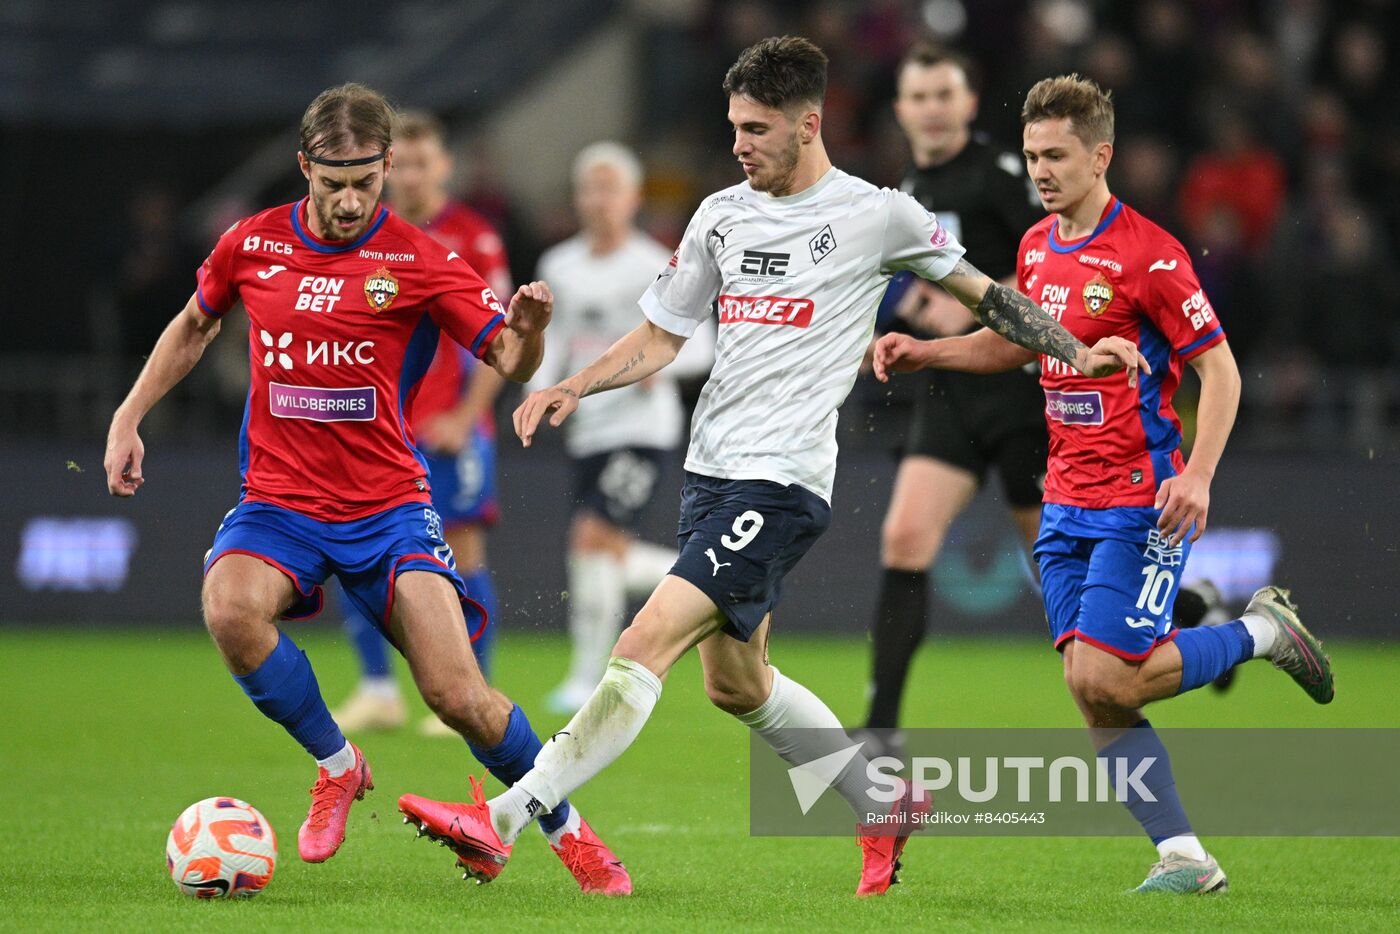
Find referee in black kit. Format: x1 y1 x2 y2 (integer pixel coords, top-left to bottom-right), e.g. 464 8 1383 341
859 44 1225 748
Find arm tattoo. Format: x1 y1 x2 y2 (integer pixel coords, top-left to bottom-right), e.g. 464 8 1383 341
583 350 645 396
973 279 1085 368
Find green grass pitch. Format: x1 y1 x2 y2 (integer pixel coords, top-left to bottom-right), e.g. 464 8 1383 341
2 627 1397 932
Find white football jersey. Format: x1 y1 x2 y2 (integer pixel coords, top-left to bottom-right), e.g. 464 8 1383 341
640 167 965 501
536 232 715 457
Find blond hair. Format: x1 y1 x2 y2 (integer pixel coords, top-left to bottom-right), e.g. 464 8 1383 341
572 141 643 190
394 110 446 145
1021 74 1115 146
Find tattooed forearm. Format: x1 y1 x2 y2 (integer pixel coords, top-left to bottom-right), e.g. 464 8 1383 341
973 280 1085 368
583 350 646 396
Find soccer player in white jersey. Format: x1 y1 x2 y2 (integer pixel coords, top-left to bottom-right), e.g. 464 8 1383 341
397 36 1145 896
533 142 716 715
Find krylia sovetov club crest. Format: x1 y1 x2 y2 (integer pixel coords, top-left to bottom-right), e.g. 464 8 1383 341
1082 271 1113 317
363 266 399 312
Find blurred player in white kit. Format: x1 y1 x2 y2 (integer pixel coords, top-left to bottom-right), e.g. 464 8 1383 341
533 143 715 714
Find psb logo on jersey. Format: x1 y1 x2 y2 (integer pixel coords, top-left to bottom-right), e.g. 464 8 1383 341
1082 272 1114 317
363 266 399 312
809 224 837 265
242 234 294 256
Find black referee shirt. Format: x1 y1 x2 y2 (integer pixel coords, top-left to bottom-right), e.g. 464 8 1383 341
900 134 1043 283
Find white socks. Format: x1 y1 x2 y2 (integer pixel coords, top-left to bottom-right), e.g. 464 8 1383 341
564 554 626 688
1239 613 1276 658
737 668 877 818
360 676 400 701
542 805 583 848
1157 834 1208 861
622 541 677 599
316 740 357 777
492 657 663 844
561 544 676 691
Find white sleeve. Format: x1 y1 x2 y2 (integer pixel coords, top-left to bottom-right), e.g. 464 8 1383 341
638 207 722 338
669 312 716 378
880 189 966 281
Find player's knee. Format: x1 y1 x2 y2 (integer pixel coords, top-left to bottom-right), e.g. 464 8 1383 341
417 682 485 738
880 518 939 570
201 586 268 652
704 668 768 715
1072 671 1141 710
612 608 682 673
571 513 627 556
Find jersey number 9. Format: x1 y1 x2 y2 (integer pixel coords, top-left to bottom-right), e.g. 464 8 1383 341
721 510 764 551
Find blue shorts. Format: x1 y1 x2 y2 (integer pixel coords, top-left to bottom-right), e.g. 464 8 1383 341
203 500 483 640
425 427 498 529
571 447 667 530
671 472 831 642
1034 503 1191 660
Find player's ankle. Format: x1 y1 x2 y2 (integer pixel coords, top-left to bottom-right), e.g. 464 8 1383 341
359 676 401 701
489 785 543 845
1155 834 1207 861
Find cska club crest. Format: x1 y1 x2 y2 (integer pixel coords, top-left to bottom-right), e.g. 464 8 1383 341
1082 272 1114 317
363 266 399 312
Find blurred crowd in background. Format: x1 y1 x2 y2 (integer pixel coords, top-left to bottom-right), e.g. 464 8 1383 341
4 0 1397 455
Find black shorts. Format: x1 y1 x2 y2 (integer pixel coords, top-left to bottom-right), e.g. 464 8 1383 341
672 472 831 641
904 366 1048 508
570 447 668 529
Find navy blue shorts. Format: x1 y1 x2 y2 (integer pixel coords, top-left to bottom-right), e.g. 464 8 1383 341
571 447 667 530
425 426 498 529
202 500 483 640
671 472 831 641
1034 503 1192 661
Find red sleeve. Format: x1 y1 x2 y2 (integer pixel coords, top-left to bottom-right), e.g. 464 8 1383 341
195 221 243 318
427 252 507 360
464 222 513 299
1140 236 1226 360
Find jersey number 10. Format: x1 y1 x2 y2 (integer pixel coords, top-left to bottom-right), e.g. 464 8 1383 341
1136 565 1175 616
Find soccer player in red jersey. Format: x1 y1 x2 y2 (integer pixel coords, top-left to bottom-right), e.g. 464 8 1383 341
875 75 1335 893
103 84 630 894
332 111 513 736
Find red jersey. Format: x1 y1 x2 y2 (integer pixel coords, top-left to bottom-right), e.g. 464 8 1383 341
1017 198 1226 508
406 201 512 435
196 198 507 521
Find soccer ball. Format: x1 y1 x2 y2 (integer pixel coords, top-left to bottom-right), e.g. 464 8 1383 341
166 797 278 899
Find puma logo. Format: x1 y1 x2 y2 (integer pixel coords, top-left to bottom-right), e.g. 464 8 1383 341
705 547 731 576
708 227 733 248
1148 259 1178 273
257 264 287 279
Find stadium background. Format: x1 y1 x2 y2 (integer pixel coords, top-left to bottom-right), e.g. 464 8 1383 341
3 0 1396 636
3 2 1399 929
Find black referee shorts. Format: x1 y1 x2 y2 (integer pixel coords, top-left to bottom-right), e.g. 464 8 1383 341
904 366 1048 508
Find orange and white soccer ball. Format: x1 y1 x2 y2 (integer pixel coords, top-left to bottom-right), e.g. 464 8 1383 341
166 797 278 898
